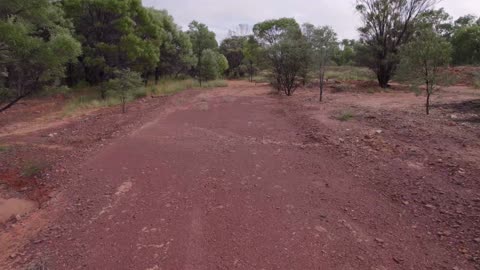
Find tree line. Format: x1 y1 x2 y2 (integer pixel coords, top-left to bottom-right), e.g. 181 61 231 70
0 0 227 112
1 0 480 113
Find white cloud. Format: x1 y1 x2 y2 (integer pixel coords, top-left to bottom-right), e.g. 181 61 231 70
143 0 480 41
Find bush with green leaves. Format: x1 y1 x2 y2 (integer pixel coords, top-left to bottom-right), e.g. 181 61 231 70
254 18 308 96
199 49 229 81
106 69 144 113
397 29 452 115
451 25 480 65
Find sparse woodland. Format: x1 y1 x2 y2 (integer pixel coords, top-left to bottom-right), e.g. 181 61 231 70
2 1 480 269
0 0 479 114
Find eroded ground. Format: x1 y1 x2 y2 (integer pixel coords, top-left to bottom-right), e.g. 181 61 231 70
1 81 479 269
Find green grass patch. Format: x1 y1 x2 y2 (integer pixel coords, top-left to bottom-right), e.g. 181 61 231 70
0 145 10 153
62 78 226 116
150 79 227 96
326 66 376 81
21 161 48 178
472 71 480 89
62 94 124 116
336 112 354 122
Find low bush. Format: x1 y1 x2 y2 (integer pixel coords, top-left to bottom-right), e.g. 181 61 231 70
336 112 354 121
21 161 48 178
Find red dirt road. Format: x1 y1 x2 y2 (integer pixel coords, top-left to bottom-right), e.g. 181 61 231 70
4 82 479 269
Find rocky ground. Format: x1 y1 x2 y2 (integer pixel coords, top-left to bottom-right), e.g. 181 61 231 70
0 80 479 269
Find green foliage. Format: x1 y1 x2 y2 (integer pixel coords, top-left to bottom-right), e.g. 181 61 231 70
0 0 81 111
106 69 144 113
398 29 452 114
254 18 307 96
333 39 358 66
216 53 229 75
336 112 354 121
454 15 480 28
187 21 218 58
242 36 262 82
151 79 227 95
302 23 338 100
220 36 247 78
451 25 480 65
149 9 196 80
253 18 300 45
21 161 47 178
0 145 10 153
326 66 375 81
355 0 436 88
187 21 219 83
62 0 162 86
199 49 228 81
418 8 454 39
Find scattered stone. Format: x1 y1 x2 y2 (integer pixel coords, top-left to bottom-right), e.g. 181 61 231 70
314 225 327 233
393 257 403 264
425 204 436 210
474 238 480 244
374 238 385 244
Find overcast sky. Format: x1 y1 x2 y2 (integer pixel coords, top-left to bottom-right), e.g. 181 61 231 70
143 0 480 41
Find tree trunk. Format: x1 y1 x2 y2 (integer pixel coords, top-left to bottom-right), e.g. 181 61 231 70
143 72 149 87
319 76 324 102
426 82 431 115
0 90 32 113
319 68 325 102
376 63 391 88
155 67 160 85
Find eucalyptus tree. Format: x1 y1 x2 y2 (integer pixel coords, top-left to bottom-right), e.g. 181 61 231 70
62 0 162 92
0 0 81 112
220 36 247 78
187 21 218 85
451 25 480 65
149 9 196 82
397 28 451 115
254 18 307 96
198 49 228 81
242 35 261 82
303 23 338 101
356 0 438 88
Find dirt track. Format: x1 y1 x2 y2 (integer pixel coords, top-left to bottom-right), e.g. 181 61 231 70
2 81 480 269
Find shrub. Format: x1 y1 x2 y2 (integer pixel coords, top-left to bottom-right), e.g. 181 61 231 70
336 112 354 121
21 161 47 178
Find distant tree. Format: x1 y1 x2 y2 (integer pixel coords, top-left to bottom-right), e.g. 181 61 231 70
62 0 162 91
220 36 247 78
106 69 143 113
356 0 437 88
254 18 307 96
303 23 338 101
418 8 454 39
454 15 479 28
333 39 357 66
216 53 229 76
242 36 261 82
187 21 218 85
198 49 228 81
149 9 196 82
451 25 480 65
397 29 451 115
0 0 82 112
